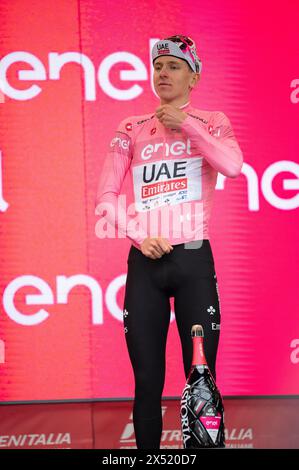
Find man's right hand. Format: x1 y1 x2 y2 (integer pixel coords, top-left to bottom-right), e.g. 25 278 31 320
140 237 174 259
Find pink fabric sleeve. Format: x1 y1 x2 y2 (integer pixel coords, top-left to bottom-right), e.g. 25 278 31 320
180 111 243 178
95 119 148 246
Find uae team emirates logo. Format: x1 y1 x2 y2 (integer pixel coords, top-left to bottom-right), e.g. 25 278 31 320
131 138 203 213
157 43 170 55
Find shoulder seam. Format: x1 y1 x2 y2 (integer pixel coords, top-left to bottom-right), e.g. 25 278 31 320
185 112 208 125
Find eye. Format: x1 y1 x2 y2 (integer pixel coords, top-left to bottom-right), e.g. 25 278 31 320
154 65 179 71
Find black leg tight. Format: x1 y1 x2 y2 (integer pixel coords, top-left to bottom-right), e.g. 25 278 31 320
123 240 221 449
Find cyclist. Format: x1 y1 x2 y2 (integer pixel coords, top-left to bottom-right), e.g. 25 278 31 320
95 35 243 449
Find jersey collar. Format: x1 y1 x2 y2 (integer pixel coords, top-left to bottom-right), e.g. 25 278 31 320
179 101 191 109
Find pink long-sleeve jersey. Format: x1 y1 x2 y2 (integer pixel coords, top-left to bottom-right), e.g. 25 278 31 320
95 101 243 250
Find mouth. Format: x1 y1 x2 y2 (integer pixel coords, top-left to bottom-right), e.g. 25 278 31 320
158 83 171 87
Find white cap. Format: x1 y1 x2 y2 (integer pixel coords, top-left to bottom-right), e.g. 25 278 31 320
152 35 202 73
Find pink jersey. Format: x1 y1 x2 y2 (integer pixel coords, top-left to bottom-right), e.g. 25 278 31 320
95 101 243 249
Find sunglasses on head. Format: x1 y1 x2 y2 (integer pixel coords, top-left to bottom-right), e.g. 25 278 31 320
164 35 201 73
165 35 194 50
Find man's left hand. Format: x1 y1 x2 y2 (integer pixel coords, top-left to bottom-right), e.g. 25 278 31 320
155 104 188 129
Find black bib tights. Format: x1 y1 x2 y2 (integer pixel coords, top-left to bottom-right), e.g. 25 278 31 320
123 240 221 449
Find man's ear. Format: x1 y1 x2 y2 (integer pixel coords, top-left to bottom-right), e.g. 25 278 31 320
195 73 201 84
190 73 200 89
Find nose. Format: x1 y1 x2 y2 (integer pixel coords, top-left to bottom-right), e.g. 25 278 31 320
159 67 169 78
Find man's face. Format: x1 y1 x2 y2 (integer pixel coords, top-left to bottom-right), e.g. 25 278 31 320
153 56 198 103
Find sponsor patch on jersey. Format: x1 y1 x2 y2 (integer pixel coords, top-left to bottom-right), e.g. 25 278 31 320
132 157 203 211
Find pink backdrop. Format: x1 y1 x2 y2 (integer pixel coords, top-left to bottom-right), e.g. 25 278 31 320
0 0 298 401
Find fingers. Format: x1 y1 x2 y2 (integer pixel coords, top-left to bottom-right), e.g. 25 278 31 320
149 238 173 259
155 104 171 119
156 237 173 254
155 110 164 120
155 108 182 129
156 105 166 114
156 115 173 128
151 243 164 258
141 237 174 259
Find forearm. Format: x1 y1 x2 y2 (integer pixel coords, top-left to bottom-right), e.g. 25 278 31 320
95 117 148 246
180 114 243 178
95 192 148 246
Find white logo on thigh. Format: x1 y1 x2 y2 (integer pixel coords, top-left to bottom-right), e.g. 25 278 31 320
123 309 129 333
212 323 220 330
207 306 215 315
